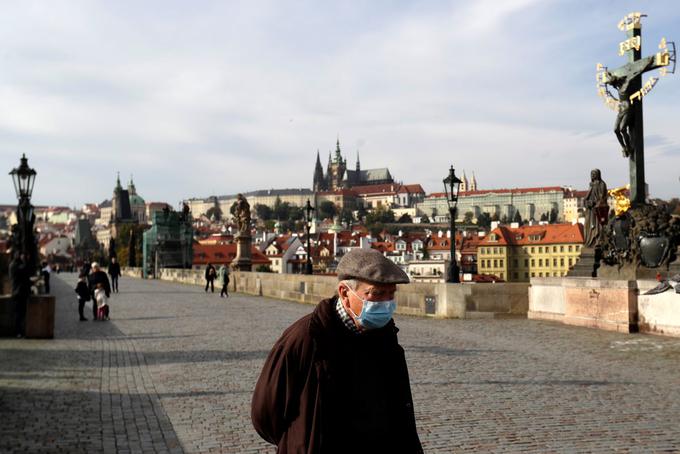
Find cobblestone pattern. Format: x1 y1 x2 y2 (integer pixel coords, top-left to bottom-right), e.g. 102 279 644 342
3 274 680 453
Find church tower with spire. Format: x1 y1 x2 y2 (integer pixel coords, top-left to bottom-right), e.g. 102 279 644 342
470 172 478 191
313 150 326 191
460 171 469 193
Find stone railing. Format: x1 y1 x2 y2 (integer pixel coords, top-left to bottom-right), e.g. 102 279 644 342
155 268 529 319
121 267 144 278
528 277 680 337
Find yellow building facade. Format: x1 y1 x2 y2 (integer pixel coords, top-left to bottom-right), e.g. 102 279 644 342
477 224 584 282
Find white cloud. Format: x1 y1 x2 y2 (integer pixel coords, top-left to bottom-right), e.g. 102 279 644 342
1 0 679 207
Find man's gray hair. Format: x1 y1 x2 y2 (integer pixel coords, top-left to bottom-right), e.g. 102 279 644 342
91 262 100 270
340 279 358 290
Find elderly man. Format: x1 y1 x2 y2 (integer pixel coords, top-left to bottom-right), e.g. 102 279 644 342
251 248 423 454
88 262 111 320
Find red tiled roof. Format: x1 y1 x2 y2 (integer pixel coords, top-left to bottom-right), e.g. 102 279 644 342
350 183 425 196
479 223 584 247
193 244 271 266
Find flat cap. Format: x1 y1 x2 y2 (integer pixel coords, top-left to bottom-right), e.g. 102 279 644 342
336 248 410 284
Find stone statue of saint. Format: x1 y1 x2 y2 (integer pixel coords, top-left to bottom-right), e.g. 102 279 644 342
584 169 609 248
235 193 251 235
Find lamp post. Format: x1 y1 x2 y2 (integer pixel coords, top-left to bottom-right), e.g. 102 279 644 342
443 165 462 283
9 154 38 272
304 199 315 275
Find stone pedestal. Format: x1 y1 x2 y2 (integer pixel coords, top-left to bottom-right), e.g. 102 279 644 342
563 278 637 333
569 247 598 277
0 294 55 338
26 295 55 339
0 295 14 336
233 234 252 272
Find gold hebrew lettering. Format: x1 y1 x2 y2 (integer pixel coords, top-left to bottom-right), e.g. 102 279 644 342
659 37 667 49
656 51 670 66
629 91 642 103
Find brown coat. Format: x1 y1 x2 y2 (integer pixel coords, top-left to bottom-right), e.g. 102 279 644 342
251 297 423 454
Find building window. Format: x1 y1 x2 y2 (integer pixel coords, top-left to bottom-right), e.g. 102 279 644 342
500 259 504 267
531 272 535 277
568 258 573 266
513 272 518 279
560 258 564 266
538 272 543 277
553 246 557 252
568 245 573 252
513 259 518 267
539 246 543 253
538 259 543 266
560 245 564 252
493 259 498 267
576 245 580 251
531 259 535 266
524 272 529 278
553 258 557 266
524 259 528 267
531 247 535 253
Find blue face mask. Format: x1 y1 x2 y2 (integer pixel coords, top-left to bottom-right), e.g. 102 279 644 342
346 287 397 330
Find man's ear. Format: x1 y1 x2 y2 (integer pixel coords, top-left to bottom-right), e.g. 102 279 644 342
337 283 348 303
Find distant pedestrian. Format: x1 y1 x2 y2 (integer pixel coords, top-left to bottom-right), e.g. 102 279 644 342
10 252 31 338
218 264 230 298
75 273 90 321
108 257 121 293
88 262 111 320
81 261 91 277
41 261 51 294
204 263 216 293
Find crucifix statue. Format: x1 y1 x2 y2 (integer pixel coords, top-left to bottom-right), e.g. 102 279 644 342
596 12 675 206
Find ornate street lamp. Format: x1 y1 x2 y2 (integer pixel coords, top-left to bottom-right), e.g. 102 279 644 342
304 199 315 275
9 154 37 201
9 154 37 262
443 165 462 283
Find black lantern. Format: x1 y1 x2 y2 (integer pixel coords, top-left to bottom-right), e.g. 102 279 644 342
9 154 37 201
304 199 315 275
443 165 462 283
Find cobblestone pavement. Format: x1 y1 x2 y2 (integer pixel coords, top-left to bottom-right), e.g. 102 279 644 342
2 274 680 453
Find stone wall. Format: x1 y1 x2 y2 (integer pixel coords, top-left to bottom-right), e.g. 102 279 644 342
530 277 680 338
638 281 680 337
155 268 528 319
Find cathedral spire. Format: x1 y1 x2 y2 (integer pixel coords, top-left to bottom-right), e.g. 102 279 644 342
313 149 325 191
115 172 122 192
356 151 360 172
335 137 342 163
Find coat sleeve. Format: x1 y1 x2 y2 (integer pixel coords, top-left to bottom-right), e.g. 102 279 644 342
251 323 313 446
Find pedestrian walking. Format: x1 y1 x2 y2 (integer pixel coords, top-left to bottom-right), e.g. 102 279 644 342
88 262 111 320
108 257 121 293
10 252 31 338
75 273 90 321
41 261 51 294
218 264 230 298
204 263 216 293
251 248 423 454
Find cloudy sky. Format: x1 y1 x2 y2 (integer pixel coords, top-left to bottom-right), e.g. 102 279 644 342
1 0 679 208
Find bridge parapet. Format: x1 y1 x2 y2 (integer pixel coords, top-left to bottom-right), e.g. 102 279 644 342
145 268 528 319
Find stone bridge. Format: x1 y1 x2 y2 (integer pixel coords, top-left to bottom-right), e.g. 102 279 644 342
1 274 680 453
